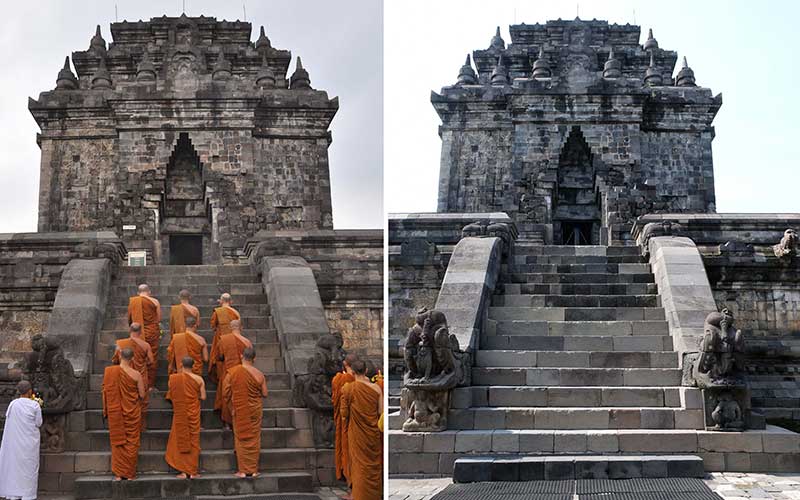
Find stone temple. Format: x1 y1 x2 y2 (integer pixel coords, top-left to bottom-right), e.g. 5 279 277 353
0 15 382 498
389 18 800 481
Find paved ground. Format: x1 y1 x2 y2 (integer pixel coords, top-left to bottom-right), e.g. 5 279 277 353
388 474 800 500
34 486 350 500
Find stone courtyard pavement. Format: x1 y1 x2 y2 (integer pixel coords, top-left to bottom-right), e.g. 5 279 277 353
389 474 800 499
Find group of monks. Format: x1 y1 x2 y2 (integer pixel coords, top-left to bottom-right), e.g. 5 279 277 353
332 353 384 500
101 285 267 481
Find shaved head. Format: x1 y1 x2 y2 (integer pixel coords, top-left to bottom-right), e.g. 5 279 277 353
120 348 134 361
351 359 366 375
17 380 32 396
178 289 191 300
129 322 141 333
181 356 194 369
344 353 359 368
220 293 232 304
242 347 256 361
138 284 150 294
185 315 197 328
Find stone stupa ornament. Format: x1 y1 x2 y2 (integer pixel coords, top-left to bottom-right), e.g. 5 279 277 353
531 46 551 79
644 52 662 86
456 54 478 85
136 51 156 82
212 50 233 81
255 54 276 89
91 57 113 90
56 57 78 90
603 46 622 79
255 25 272 50
675 56 696 86
644 28 659 51
490 55 509 85
489 26 505 50
89 25 107 57
290 57 311 90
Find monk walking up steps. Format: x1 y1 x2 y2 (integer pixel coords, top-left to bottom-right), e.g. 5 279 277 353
102 348 146 481
111 322 154 430
341 359 383 500
128 284 161 390
213 319 253 426
209 293 241 384
169 289 200 334
167 315 208 376
165 356 206 479
332 353 357 487
223 347 268 477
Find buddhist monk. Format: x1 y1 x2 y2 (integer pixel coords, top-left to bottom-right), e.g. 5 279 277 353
341 359 383 500
213 319 253 426
167 315 208 376
332 353 357 485
223 347 268 477
102 348 146 481
165 356 206 479
169 289 201 334
111 322 154 430
209 293 241 384
128 284 162 389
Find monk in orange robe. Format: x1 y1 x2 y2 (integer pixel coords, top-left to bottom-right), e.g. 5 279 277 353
165 356 206 479
128 284 161 389
167 315 208 376
209 293 241 383
212 320 252 426
332 353 357 484
169 289 200 334
223 347 268 477
341 359 383 500
366 360 384 392
111 322 154 430
102 348 146 481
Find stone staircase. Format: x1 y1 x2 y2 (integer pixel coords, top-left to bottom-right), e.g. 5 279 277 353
453 244 705 434
42 265 327 499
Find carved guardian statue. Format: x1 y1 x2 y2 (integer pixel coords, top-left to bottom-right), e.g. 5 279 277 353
773 228 798 260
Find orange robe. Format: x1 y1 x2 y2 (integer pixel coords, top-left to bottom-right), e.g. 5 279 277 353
102 365 142 479
167 332 204 376
342 382 383 500
165 372 202 476
111 338 150 429
332 371 355 481
223 365 265 475
128 296 161 388
213 334 249 423
209 306 241 383
169 303 200 335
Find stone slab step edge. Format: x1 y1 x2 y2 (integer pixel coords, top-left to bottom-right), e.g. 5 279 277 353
472 367 683 387
451 386 699 409
452 454 705 482
488 307 666 321
475 350 678 369
482 335 674 352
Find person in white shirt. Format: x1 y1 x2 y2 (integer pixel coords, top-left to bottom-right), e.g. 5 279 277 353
0 380 43 500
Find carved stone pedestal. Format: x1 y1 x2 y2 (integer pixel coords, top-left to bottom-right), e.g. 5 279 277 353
400 387 450 432
41 413 67 452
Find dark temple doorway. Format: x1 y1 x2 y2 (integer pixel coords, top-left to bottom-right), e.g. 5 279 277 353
169 235 203 265
553 127 601 245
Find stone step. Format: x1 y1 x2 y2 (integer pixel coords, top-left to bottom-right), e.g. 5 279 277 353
88 373 290 393
118 264 254 276
91 352 285 378
487 294 660 308
82 428 314 452
73 471 312 499
82 404 297 431
487 320 669 337
481 335 674 352
111 284 265 298
109 293 269 306
499 273 655 286
511 254 645 264
504 263 651 274
488 307 665 322
472 367 682 387
453 386 690 408
475 350 679 369
114 272 260 283
98 328 279 346
495 282 658 296
108 303 269 317
511 245 642 257
94 341 282 364
84 391 299 415
452 455 705 482
103 315 270 330
447 407 705 430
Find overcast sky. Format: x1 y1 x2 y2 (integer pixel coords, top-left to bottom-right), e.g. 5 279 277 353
386 0 800 215
0 0 382 232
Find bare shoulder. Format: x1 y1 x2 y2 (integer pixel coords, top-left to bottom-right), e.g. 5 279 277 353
190 372 205 386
